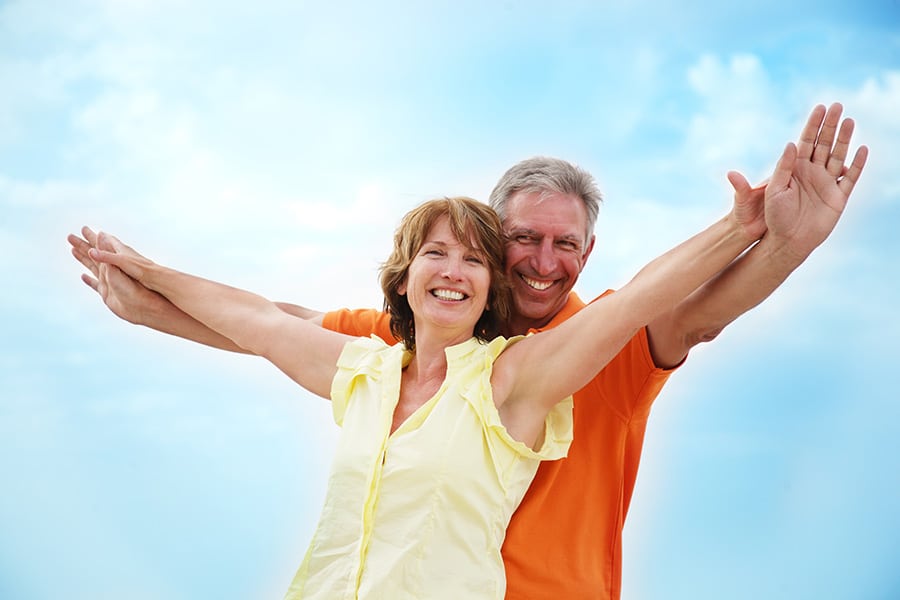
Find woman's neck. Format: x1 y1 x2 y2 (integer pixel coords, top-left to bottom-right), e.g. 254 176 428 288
405 326 472 383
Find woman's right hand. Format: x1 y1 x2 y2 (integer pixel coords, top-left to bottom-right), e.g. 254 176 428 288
69 227 165 325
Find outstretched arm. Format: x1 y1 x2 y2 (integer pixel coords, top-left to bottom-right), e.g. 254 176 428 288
645 102 868 368
495 200 757 445
69 227 325 353
88 233 350 399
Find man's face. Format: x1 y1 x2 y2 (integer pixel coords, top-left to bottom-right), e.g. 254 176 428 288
502 190 595 330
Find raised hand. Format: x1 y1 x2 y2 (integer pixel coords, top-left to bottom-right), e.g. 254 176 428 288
90 232 154 281
765 102 868 261
726 171 768 243
69 228 301 352
68 227 167 325
68 227 102 291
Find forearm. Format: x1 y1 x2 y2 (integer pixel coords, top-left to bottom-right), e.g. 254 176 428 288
274 302 325 325
119 296 319 354
510 213 754 404
140 294 250 353
140 264 279 356
622 213 755 324
673 235 804 341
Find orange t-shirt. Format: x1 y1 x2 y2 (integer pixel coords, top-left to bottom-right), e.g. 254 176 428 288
323 291 675 599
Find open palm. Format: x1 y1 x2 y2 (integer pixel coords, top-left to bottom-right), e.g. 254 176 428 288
765 103 867 261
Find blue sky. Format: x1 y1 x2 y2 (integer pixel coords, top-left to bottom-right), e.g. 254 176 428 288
2 1 899 598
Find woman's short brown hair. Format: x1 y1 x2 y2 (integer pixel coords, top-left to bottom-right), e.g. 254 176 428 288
380 196 511 350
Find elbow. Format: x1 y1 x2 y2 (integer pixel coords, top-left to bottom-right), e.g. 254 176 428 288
686 325 724 347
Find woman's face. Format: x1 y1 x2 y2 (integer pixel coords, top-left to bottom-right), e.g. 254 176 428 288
399 215 491 341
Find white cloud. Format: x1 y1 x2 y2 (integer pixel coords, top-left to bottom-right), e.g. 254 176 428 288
4 4 899 598
846 71 900 203
683 54 784 178
0 174 105 208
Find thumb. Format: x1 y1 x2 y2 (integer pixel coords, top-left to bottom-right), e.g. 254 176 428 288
727 170 751 195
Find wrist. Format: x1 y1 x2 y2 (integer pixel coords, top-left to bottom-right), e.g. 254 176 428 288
724 211 762 247
139 289 173 326
756 235 807 274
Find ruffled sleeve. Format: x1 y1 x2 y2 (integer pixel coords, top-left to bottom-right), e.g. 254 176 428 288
457 336 573 462
330 335 393 426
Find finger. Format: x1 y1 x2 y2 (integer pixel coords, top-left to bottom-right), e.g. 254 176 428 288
67 232 85 248
838 145 869 198
826 117 854 178
797 104 827 161
89 247 119 266
811 102 843 165
80 272 100 292
769 142 797 192
70 246 100 277
89 245 144 281
68 233 99 266
67 233 92 257
727 170 752 195
96 231 128 254
81 226 98 248
105 233 128 253
97 231 124 252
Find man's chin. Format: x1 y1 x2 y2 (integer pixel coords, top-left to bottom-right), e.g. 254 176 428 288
514 296 563 322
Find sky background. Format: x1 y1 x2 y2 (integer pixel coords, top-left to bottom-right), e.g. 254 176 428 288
2 0 899 598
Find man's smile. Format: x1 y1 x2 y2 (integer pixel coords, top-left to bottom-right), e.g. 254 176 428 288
520 274 554 291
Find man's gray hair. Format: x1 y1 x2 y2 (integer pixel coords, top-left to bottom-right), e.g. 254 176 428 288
488 156 602 244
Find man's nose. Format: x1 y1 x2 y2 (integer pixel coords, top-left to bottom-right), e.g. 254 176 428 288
532 238 557 275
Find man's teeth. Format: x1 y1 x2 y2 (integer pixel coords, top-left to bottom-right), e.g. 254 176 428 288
433 289 465 301
522 276 552 291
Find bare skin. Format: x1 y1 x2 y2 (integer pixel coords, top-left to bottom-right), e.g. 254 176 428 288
88 203 754 448
70 103 868 377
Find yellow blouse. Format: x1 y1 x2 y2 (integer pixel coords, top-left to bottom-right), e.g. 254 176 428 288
284 335 573 600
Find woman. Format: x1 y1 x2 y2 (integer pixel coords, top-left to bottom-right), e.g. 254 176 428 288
88 195 753 598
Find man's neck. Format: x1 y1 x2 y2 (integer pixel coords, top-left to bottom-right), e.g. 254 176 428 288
502 293 578 336
503 313 555 337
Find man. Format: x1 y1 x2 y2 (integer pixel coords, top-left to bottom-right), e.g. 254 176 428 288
70 103 867 599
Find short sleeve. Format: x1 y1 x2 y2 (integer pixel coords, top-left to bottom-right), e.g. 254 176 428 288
460 336 573 462
323 308 396 343
330 335 392 426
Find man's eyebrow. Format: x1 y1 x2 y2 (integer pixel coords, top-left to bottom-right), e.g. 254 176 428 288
505 227 539 236
557 233 582 243
506 228 582 243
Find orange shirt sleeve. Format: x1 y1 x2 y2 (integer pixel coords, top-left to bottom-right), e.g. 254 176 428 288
322 308 398 344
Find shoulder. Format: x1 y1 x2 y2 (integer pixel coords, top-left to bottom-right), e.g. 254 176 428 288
336 335 399 371
536 291 616 332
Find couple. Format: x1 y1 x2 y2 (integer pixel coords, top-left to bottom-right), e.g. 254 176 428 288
71 103 867 599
